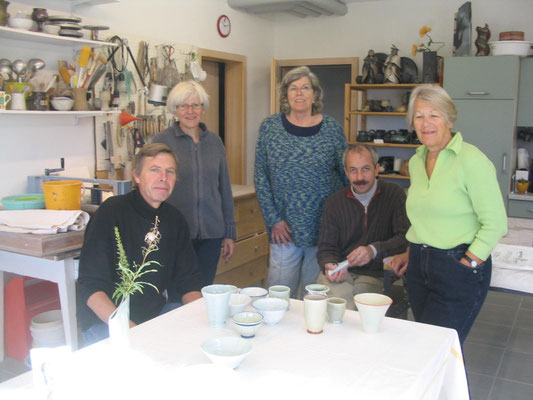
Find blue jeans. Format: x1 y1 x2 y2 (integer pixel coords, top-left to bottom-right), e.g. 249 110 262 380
267 243 319 299
407 243 491 345
192 238 223 287
82 301 183 347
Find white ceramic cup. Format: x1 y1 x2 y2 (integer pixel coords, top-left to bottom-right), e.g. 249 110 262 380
10 92 26 110
327 297 347 324
201 284 232 327
354 293 392 333
268 285 290 301
304 294 328 334
0 91 11 110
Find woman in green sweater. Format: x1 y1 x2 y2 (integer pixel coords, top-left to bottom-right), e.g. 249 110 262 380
254 66 347 298
389 85 507 344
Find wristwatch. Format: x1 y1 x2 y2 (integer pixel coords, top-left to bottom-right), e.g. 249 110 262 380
464 255 478 268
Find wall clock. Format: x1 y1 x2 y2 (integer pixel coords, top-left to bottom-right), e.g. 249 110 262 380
217 15 231 38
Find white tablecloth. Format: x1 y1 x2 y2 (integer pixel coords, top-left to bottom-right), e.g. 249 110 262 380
0 298 469 400
491 243 533 294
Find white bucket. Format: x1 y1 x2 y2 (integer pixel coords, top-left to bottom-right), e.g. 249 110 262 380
30 310 66 348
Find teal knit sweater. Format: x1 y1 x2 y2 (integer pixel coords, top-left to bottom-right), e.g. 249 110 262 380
254 113 347 247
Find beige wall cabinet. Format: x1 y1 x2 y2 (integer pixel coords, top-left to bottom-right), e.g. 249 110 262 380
214 185 269 288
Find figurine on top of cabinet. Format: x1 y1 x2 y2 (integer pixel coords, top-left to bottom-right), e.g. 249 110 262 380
356 50 383 84
384 45 402 84
475 24 491 56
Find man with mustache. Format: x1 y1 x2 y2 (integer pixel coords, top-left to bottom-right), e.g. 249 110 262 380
316 144 409 311
77 143 203 345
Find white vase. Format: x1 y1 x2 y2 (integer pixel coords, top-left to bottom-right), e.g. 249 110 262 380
108 295 130 346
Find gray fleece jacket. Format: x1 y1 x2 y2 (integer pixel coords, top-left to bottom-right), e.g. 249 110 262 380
153 122 236 240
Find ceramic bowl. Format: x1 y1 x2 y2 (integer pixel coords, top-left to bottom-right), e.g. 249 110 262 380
252 297 289 326
489 40 533 57
43 23 60 35
232 311 263 338
225 285 239 295
228 293 251 317
240 286 268 300
51 97 74 111
8 17 34 30
200 336 252 369
305 283 330 297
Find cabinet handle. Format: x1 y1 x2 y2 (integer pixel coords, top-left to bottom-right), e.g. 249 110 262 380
467 91 489 96
502 154 507 173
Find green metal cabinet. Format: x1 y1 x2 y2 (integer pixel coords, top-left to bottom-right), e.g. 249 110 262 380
517 58 533 127
443 56 519 210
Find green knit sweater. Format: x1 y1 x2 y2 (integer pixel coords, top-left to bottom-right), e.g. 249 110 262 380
254 113 347 247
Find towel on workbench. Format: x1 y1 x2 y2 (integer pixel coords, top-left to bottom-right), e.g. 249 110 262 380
0 209 90 234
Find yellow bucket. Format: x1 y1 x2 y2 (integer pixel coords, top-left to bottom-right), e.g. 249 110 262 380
41 180 83 210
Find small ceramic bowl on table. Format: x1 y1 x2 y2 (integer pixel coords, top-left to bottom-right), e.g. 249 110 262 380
200 336 252 369
240 287 268 301
305 283 330 297
252 297 289 326
228 293 251 317
232 311 263 338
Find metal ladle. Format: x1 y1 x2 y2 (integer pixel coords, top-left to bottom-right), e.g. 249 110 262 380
11 60 27 83
24 58 46 82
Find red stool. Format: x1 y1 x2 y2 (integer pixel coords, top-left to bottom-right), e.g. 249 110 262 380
4 277 60 361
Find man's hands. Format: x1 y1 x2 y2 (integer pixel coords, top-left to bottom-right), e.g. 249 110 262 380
324 263 349 283
222 238 235 261
271 220 292 246
347 246 374 267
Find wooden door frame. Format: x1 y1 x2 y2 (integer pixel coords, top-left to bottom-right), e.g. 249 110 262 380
271 57 359 114
198 48 247 184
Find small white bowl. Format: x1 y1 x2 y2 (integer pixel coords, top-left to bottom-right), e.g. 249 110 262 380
51 97 74 111
305 283 330 296
228 293 251 317
252 297 289 326
43 24 60 35
232 311 263 338
240 286 268 300
8 17 34 31
200 336 252 369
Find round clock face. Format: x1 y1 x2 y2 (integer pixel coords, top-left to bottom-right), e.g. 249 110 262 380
217 15 231 38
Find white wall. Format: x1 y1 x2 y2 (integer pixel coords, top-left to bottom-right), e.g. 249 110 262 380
2 0 533 200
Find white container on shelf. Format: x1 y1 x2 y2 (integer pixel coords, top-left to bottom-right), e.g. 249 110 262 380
489 41 533 56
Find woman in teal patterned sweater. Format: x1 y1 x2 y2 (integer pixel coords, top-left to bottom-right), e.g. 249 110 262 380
254 66 347 298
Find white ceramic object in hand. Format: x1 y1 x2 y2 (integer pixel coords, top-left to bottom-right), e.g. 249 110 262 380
7 17 34 30
304 294 328 334
252 297 289 326
201 336 252 369
51 97 74 111
201 284 232 328
228 293 251 317
354 293 392 333
240 286 268 300
305 283 330 297
232 311 263 338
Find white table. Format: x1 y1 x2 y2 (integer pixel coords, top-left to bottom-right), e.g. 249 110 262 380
0 250 79 360
0 298 468 399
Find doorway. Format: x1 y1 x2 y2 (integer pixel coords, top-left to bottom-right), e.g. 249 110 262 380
198 49 246 184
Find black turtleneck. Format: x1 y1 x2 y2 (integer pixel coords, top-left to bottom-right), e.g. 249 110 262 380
77 189 203 330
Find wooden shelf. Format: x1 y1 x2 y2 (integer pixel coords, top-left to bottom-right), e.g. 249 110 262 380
348 142 420 148
379 174 410 180
348 111 407 116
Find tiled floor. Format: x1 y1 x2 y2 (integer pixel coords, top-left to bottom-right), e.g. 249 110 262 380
2 218 533 395
465 291 533 400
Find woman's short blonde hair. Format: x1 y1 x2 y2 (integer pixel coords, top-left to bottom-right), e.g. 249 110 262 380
406 85 457 130
279 66 324 115
166 80 210 114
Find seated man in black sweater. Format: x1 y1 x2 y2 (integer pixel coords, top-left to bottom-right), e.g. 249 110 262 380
78 143 203 345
